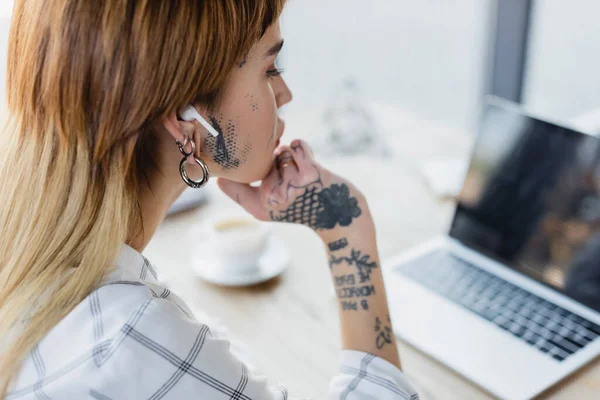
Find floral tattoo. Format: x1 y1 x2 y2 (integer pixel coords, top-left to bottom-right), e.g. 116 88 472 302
270 183 362 230
317 184 362 228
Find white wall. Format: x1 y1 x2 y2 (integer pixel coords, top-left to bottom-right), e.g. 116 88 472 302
281 0 492 134
0 1 12 19
524 0 600 121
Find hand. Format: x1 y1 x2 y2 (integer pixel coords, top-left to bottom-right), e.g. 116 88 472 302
217 139 368 240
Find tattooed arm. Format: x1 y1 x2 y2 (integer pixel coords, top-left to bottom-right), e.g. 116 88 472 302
322 205 402 369
218 139 402 369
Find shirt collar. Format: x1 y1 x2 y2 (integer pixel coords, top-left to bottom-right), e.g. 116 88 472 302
102 243 159 286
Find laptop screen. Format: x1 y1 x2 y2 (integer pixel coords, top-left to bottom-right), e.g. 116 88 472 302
450 100 600 312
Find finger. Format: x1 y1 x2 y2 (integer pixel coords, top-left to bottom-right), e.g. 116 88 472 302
275 151 294 166
274 144 293 160
275 150 298 172
263 165 286 207
277 147 303 186
289 139 315 169
217 178 268 220
273 145 296 174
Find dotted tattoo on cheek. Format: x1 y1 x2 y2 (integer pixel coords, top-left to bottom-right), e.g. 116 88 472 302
244 94 259 112
202 115 252 170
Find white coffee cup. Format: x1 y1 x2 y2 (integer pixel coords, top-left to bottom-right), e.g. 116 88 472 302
194 215 271 274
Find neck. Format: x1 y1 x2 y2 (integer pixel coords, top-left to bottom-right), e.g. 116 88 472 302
128 129 188 253
128 174 187 253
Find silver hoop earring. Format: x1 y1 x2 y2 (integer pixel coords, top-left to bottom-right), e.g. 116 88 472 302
176 135 195 158
177 137 210 189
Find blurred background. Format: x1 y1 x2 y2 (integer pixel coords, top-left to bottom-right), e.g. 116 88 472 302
279 0 600 140
1 0 599 150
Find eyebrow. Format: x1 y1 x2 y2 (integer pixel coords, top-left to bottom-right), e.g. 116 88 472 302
264 39 284 59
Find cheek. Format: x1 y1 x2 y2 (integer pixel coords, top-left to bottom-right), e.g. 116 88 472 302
244 93 260 112
244 112 278 168
225 116 277 182
203 90 278 182
201 115 252 171
242 91 278 147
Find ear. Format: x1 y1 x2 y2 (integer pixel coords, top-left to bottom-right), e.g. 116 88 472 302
161 111 195 143
161 110 205 166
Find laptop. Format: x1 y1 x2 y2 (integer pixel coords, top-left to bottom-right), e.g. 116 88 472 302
384 97 600 400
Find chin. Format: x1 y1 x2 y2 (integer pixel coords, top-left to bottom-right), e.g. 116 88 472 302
256 160 276 182
227 162 272 184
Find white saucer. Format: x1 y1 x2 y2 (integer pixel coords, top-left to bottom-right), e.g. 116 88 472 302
191 235 290 287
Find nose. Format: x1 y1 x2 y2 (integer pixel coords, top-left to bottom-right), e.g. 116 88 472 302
275 76 293 109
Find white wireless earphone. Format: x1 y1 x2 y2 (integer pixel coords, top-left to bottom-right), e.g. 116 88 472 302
178 104 220 137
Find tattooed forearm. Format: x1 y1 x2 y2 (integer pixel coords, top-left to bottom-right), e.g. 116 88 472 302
328 238 348 252
375 316 393 349
331 247 379 312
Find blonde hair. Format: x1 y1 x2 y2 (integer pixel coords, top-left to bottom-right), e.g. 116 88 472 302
0 0 286 394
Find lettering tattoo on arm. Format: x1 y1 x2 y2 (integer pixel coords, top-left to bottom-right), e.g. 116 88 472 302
340 299 370 311
375 316 393 349
331 247 378 312
334 274 372 311
338 284 376 298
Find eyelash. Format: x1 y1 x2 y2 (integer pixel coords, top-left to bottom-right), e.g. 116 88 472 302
267 67 284 79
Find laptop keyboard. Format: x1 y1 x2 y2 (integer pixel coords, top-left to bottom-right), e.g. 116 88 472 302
398 250 600 362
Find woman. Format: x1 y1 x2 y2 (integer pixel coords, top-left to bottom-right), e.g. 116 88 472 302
0 1 419 399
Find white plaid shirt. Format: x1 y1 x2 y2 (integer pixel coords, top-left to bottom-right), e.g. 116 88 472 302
8 243 419 400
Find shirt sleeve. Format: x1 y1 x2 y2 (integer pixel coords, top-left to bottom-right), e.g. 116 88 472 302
94 298 293 399
329 350 420 400
95 298 418 400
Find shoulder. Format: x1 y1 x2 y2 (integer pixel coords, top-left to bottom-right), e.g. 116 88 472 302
27 282 168 361
10 284 189 397
12 289 292 400
92 298 277 399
